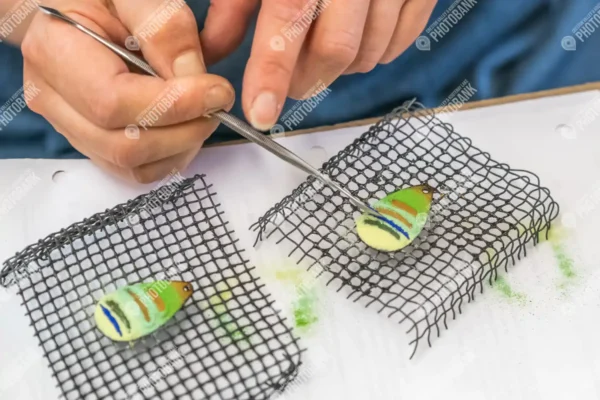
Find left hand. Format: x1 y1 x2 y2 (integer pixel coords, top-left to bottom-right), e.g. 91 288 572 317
201 0 438 130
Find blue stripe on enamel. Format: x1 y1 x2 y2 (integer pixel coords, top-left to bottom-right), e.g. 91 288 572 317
101 304 122 337
373 215 410 240
367 205 411 240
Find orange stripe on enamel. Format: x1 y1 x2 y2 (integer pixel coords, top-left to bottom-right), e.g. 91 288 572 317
147 289 166 312
376 207 413 229
391 200 418 216
127 289 150 322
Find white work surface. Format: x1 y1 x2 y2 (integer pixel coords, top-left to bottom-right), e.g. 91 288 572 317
1 90 600 400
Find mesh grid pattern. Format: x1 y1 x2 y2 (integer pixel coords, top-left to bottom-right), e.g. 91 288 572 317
251 102 559 358
1 175 302 400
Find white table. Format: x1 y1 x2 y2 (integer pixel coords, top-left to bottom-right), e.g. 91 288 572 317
1 89 600 400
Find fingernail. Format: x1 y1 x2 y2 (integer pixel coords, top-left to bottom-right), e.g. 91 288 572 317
172 50 206 77
250 91 279 131
205 85 234 114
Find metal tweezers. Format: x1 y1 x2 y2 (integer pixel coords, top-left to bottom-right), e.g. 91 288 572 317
38 5 381 218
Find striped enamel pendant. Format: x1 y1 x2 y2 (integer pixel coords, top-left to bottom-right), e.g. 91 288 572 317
356 185 435 252
94 281 193 342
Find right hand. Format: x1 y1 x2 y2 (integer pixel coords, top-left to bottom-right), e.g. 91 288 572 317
22 0 235 183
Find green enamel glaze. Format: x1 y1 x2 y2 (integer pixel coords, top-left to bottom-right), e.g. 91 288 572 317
549 242 576 279
381 186 432 213
105 299 131 330
485 247 497 263
214 303 227 314
142 281 182 313
363 217 401 239
491 276 527 305
484 247 527 305
274 268 303 283
376 202 418 224
275 267 320 330
378 188 431 236
206 282 247 342
545 227 577 279
293 287 318 329
356 185 434 251
95 281 193 341
485 220 578 303
516 221 576 279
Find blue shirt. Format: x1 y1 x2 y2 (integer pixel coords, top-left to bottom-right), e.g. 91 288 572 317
1 0 599 158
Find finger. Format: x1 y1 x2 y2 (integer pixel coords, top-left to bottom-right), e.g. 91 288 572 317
288 0 370 99
38 93 203 184
90 143 203 184
380 0 438 63
30 95 126 179
25 67 222 169
59 123 201 184
23 61 105 162
110 0 207 77
23 12 234 130
242 0 318 130
200 0 259 65
344 0 404 74
45 0 132 44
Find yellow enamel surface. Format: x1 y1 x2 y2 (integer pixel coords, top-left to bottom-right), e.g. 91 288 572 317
94 303 119 341
210 282 233 304
355 215 410 252
94 281 194 342
94 300 139 342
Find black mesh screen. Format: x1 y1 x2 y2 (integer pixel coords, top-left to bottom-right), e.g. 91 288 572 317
251 101 559 358
1 175 303 400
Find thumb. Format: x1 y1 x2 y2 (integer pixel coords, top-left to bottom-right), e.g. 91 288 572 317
200 0 259 65
111 0 206 77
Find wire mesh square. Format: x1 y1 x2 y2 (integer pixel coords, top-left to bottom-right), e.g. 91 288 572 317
251 101 559 358
1 175 303 400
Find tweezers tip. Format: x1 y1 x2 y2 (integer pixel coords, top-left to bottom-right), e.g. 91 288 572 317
37 5 53 14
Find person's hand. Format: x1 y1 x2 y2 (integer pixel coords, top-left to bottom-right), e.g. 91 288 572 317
201 0 438 130
22 0 235 183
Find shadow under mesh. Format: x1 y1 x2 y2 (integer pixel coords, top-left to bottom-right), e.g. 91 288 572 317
0 175 303 400
251 101 559 358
